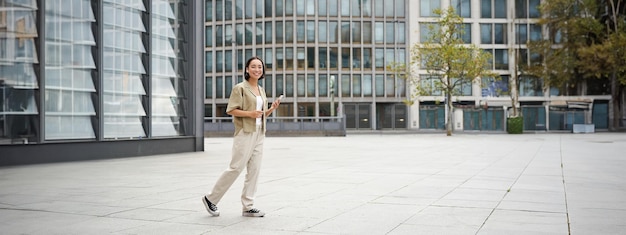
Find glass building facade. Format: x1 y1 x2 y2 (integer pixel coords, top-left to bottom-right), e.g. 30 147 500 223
1 0 205 165
411 0 611 132
204 0 410 130
202 0 614 133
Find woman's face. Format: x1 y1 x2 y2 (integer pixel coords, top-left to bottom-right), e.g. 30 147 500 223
247 59 263 80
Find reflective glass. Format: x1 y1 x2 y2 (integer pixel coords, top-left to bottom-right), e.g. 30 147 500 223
245 0 253 18
276 21 283 43
216 0 223 20
375 0 384 17
297 47 305 68
341 0 350 16
386 22 394 43
206 0 213 21
452 0 471 17
529 0 540 18
375 48 384 69
385 74 395 96
307 21 315 42
285 74 294 96
397 23 406 43
276 75 284 96
375 22 384 43
319 21 327 43
480 24 492 44
375 75 384 96
352 75 361 96
286 47 294 69
319 0 327 15
265 22 273 43
516 24 527 44
235 0 243 19
319 75 328 96
353 48 361 69
363 22 372 43
352 0 361 16
341 75 350 96
396 0 405 17
152 0 185 136
245 23 253 45
481 0 491 18
297 75 305 96
276 0 283 16
494 49 508 69
530 24 542 42
307 47 315 68
363 75 372 96
256 23 263 44
0 0 40 143
296 21 304 42
329 0 338 16
420 0 440 17
319 47 328 68
226 0 233 20
385 0 394 17
257 0 263 17
494 23 506 44
329 21 338 43
296 0 305 16
307 75 315 97
363 0 372 16
330 47 339 68
363 48 372 68
306 0 315 15
494 0 506 18
285 0 293 16
352 22 361 43
206 52 213 72
265 48 273 69
341 48 350 69
45 0 96 140
265 0 272 16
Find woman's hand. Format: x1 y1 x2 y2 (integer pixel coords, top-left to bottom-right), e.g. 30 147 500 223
250 110 264 118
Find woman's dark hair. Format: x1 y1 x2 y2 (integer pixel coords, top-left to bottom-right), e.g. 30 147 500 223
244 56 265 80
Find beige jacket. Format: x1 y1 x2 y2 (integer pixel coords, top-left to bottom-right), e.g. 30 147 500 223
226 81 267 136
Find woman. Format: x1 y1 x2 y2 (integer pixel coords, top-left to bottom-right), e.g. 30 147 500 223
202 56 280 217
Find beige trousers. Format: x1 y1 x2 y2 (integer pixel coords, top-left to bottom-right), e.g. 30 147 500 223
206 125 264 211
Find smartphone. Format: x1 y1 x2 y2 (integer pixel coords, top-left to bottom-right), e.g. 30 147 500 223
277 94 284 101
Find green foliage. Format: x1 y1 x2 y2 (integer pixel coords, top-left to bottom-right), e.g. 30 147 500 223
507 116 524 134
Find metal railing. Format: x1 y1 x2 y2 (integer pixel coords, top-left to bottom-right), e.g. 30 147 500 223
204 116 346 137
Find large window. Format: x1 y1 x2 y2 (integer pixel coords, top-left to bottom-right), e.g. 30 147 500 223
151 0 186 136
1 0 39 144
451 0 471 18
421 0 440 17
45 0 97 140
481 0 506 18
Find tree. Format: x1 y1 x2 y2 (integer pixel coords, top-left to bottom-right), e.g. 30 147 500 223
528 0 626 130
408 7 496 136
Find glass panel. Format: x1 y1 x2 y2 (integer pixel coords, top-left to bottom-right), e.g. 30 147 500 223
306 0 315 15
516 0 527 18
452 0 471 17
481 0 491 18
216 0 223 20
375 48 384 69
286 47 294 69
341 75 350 96
276 21 283 43
265 0 273 16
265 48 273 69
285 21 292 43
319 74 328 96
1 0 39 144
307 21 315 42
307 47 315 69
296 21 304 42
319 47 327 68
352 0 361 16
297 47 305 68
352 22 361 43
375 0 384 17
328 21 338 43
45 0 97 140
151 0 185 137
494 23 506 44
529 24 542 42
352 75 361 96
330 47 338 68
235 0 243 19
529 0 540 18
363 48 372 68
285 74 294 96
257 0 264 17
375 22 384 43
285 0 293 16
385 0 393 17
265 22 273 43
494 0 506 18
329 0 338 16
516 24 527 44
297 74 305 96
385 74 395 96
386 22 394 43
363 0 373 16
480 24 492 44
276 0 283 16
353 48 361 69
206 0 213 21
341 0 350 16
519 76 544 96
245 0 253 18
375 75 384 96
256 23 263 44
363 75 372 96
307 74 315 97
276 74 284 95
225 0 233 20
245 23 253 45
319 21 327 43
319 0 327 16
421 0 440 17
341 48 350 69
494 49 508 69
396 0 405 17
397 23 406 43
296 0 305 16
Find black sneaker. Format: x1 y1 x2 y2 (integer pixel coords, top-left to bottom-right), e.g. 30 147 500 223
242 208 265 217
202 196 219 216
